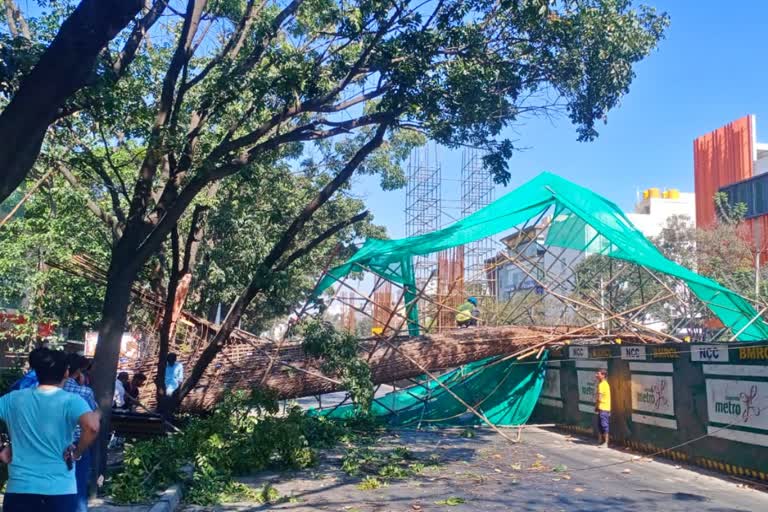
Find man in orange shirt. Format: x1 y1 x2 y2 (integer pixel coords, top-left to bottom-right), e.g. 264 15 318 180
594 369 611 447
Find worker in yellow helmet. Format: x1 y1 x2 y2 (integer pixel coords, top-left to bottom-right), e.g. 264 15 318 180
456 297 480 328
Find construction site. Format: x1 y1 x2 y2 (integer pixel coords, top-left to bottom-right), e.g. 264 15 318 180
6 142 768 512
103 151 758 398
4 2 768 510
39 142 759 511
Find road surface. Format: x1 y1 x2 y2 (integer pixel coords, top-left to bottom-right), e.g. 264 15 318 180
176 427 768 511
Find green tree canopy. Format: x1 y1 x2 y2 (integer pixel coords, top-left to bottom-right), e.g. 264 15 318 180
1 0 669 424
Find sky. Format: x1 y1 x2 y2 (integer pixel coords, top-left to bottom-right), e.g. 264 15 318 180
349 0 768 240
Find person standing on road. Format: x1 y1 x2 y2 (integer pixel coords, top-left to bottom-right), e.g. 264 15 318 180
164 353 184 396
63 354 98 512
594 369 611 447
0 348 100 512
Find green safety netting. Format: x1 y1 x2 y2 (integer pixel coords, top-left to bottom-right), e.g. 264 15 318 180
317 172 768 341
314 354 547 427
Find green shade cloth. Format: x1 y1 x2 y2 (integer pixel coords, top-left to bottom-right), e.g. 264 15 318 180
315 354 547 427
317 172 768 341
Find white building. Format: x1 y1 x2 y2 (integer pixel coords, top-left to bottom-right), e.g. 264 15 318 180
490 189 696 325
489 218 585 324
625 188 696 238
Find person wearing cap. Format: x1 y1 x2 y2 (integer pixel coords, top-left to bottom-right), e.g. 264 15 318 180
456 296 480 328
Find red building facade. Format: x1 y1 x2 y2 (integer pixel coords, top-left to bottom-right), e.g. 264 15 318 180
693 115 768 251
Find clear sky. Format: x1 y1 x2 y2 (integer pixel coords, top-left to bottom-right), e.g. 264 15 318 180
350 0 768 240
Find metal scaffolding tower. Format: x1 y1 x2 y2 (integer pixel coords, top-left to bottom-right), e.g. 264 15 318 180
461 147 495 297
405 145 441 237
405 145 441 281
405 145 441 327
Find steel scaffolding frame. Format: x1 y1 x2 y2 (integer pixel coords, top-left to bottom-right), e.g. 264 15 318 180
405 145 442 326
461 147 495 298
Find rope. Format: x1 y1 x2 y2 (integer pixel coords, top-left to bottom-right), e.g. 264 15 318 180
398 355 534 426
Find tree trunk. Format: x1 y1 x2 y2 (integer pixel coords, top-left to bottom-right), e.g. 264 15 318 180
132 321 655 412
0 0 143 203
4 0 30 39
164 127 389 410
155 202 209 411
89 267 137 487
169 270 270 410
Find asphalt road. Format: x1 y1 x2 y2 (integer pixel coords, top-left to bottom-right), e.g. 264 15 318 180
178 428 768 512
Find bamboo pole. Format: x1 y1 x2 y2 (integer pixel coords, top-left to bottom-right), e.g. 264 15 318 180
380 337 520 444
728 306 768 342
0 169 54 230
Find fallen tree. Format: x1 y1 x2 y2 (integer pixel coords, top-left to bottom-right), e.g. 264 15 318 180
132 317 657 411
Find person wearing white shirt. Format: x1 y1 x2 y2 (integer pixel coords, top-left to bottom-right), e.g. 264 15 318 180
164 353 184 395
113 372 129 408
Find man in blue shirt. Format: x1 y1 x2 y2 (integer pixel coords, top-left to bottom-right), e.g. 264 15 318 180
63 354 98 512
0 349 100 512
164 353 184 395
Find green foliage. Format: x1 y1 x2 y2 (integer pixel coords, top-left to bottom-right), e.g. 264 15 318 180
108 389 356 505
714 192 748 226
435 497 466 506
301 320 374 413
3 0 667 409
357 475 387 490
189 167 387 334
341 444 434 489
0 173 110 335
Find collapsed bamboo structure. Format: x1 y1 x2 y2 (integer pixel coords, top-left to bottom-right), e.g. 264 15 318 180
129 307 658 411
52 252 672 413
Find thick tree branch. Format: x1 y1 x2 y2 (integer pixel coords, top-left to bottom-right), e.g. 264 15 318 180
262 123 390 269
155 225 181 403
277 210 370 271
56 163 123 241
213 111 392 166
3 0 30 39
131 175 211 271
170 123 389 407
133 114 390 268
126 0 208 224
112 0 170 76
0 0 143 204
183 204 209 273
